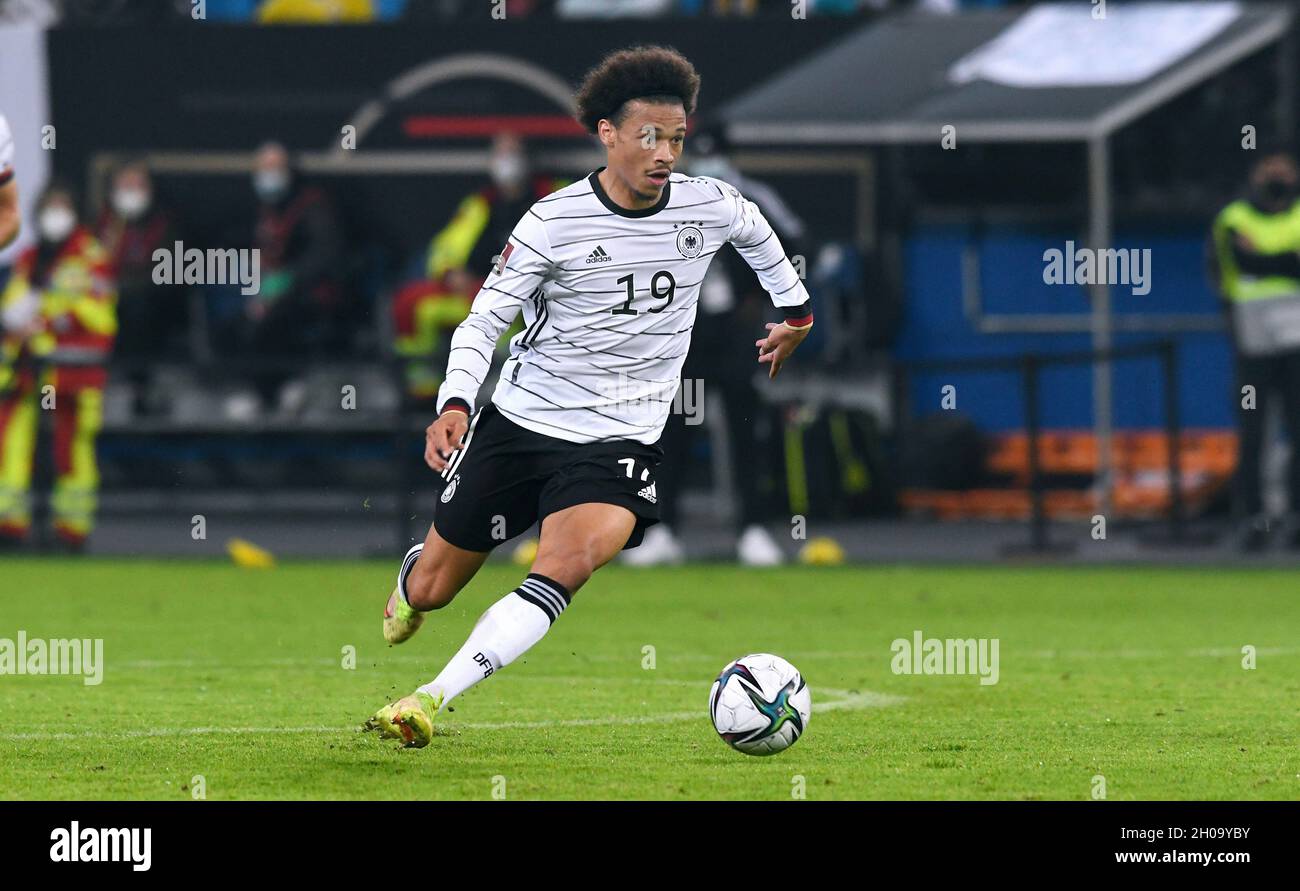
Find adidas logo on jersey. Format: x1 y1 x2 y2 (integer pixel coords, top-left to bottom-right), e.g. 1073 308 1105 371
585 245 612 264
637 482 657 504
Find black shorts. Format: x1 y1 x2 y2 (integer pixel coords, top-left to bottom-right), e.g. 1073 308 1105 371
431 403 663 553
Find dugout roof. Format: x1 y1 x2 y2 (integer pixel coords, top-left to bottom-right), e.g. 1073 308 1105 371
720 3 1293 145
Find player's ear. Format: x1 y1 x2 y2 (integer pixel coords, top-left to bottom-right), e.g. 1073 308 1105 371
597 119 616 151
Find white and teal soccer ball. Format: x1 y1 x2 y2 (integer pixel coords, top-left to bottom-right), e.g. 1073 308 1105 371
708 653 811 755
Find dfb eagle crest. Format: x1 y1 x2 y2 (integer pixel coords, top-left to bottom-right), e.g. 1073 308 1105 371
675 226 704 259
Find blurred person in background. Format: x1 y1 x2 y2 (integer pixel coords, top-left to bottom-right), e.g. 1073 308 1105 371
628 126 808 566
96 160 183 414
394 133 564 402
1209 149 1300 552
0 112 19 249
556 0 673 16
0 182 116 550
257 0 381 22
244 141 344 410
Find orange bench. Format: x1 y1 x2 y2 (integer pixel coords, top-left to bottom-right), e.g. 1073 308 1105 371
900 430 1236 520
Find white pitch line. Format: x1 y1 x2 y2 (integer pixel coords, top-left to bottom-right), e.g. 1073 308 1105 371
0 688 901 742
107 644 1300 673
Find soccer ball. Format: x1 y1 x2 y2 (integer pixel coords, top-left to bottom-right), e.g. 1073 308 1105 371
708 653 811 755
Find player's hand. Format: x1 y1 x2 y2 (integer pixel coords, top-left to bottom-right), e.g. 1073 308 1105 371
755 322 810 380
425 410 469 472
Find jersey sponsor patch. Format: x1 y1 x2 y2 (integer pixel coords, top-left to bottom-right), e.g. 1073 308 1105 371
492 243 514 276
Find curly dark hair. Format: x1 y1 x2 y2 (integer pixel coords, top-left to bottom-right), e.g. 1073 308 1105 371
574 45 701 135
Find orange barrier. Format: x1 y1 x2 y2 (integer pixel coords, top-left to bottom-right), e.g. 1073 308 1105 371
901 429 1237 520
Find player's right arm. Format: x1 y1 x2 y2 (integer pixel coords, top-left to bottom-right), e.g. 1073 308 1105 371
711 177 813 379
425 210 552 471
0 115 19 249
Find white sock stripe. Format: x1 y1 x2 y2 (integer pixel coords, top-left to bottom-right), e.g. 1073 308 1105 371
527 579 569 614
520 579 566 615
513 588 558 622
441 409 483 480
522 575 567 604
519 582 563 618
397 543 423 604
527 576 570 607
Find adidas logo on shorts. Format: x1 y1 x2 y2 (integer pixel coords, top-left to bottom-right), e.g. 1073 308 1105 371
585 245 612 264
637 482 657 504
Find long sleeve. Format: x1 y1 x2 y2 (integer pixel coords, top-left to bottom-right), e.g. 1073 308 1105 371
435 209 550 414
0 114 14 186
719 179 812 323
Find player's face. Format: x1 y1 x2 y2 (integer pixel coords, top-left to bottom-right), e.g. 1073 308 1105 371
602 99 686 201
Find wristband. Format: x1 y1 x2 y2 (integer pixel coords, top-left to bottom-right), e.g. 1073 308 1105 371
781 299 813 331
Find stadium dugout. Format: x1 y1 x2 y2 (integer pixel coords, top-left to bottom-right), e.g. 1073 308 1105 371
718 3 1294 523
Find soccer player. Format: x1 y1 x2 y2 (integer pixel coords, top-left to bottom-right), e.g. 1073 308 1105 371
365 45 814 747
0 112 20 249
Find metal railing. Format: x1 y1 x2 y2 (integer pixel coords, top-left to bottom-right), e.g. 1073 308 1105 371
893 340 1187 554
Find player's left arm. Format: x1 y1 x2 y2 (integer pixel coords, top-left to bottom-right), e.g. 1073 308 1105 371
721 184 813 379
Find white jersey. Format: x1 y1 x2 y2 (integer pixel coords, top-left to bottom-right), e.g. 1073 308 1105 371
0 114 14 185
437 169 812 444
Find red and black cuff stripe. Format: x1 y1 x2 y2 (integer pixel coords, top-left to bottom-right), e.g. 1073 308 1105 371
440 397 471 416
0 168 14 187
782 300 813 329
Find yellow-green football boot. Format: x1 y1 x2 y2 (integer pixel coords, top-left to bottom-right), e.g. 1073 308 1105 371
385 544 426 644
363 691 441 748
383 586 425 645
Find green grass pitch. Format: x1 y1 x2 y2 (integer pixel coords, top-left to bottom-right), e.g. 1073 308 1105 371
1 558 1297 800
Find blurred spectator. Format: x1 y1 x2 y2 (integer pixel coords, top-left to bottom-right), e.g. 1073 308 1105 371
557 0 673 17
1208 149 1300 552
202 0 409 21
0 181 116 550
96 160 184 412
258 0 382 22
243 141 345 408
393 133 564 402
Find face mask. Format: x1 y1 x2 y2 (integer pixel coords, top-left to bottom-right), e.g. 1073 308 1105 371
254 169 290 203
1261 177 1298 205
490 154 525 189
112 188 150 220
39 206 77 243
